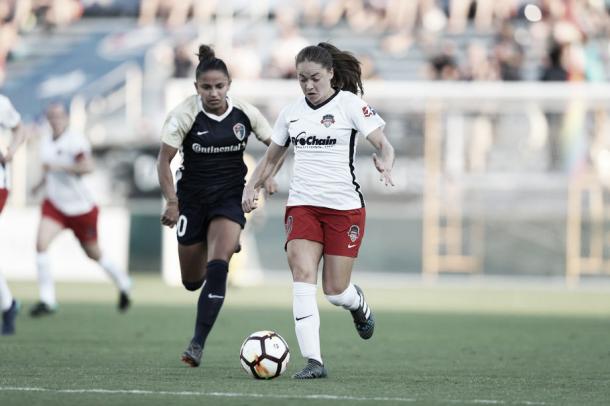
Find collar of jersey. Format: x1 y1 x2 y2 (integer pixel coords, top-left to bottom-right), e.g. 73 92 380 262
305 89 339 110
198 96 234 122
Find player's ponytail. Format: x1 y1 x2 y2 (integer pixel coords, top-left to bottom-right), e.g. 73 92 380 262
195 44 230 80
295 42 363 95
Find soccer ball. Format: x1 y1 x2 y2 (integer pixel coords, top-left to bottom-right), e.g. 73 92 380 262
239 330 290 379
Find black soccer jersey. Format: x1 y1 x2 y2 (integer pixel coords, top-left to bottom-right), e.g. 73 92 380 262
161 95 272 203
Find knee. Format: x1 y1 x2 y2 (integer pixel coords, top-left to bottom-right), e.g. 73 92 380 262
182 279 204 291
323 283 346 297
324 284 348 304
288 257 315 283
206 260 228 285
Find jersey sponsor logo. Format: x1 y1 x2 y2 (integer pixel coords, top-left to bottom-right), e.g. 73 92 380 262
285 215 293 235
197 130 209 135
320 114 335 128
290 131 337 148
347 243 358 248
348 225 360 242
191 141 246 154
233 123 246 141
362 105 377 118
289 119 299 123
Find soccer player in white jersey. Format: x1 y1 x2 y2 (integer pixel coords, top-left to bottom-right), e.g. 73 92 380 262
29 102 132 317
243 42 395 379
0 95 26 335
157 45 280 367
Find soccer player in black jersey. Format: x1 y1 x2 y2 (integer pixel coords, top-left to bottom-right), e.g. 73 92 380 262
156 44 279 367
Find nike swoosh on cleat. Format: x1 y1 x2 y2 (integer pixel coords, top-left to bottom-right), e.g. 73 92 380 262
197 131 209 135
208 294 224 299
295 314 313 321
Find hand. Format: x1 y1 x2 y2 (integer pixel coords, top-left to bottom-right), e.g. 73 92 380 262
161 202 179 228
31 181 44 196
1 150 12 164
242 186 260 213
263 177 278 196
372 153 394 187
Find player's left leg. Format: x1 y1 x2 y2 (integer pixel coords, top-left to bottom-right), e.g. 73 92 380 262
186 217 240 363
70 206 132 312
180 218 239 367
81 241 132 312
321 207 374 339
322 257 374 339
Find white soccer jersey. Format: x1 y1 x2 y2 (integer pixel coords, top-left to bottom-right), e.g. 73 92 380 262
0 95 21 189
40 129 95 215
272 90 385 210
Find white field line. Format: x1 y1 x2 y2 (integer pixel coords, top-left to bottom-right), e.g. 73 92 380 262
0 386 546 405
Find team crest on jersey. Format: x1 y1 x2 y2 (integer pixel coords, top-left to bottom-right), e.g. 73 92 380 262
362 105 377 118
233 123 246 141
285 216 293 235
320 114 335 128
348 225 360 242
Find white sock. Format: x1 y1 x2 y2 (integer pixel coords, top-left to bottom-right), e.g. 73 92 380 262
37 252 56 306
325 284 360 311
0 273 13 311
99 255 131 292
293 282 322 365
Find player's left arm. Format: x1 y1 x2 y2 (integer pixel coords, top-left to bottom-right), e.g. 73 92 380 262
366 127 395 187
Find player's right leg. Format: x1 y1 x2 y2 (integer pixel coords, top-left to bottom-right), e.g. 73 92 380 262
178 241 207 367
0 190 19 334
31 207 65 317
0 273 19 335
287 236 326 379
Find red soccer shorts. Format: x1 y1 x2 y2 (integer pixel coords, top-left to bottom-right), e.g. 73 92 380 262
0 188 8 214
284 205 366 257
42 199 99 243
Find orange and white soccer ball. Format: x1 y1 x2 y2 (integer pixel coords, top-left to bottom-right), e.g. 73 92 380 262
239 331 290 379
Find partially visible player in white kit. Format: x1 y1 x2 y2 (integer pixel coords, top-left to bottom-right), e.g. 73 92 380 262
29 102 131 317
243 43 395 379
0 95 26 335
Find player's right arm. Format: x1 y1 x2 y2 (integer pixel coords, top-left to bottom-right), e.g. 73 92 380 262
242 105 292 213
242 141 288 213
0 95 23 164
157 142 179 228
2 123 24 164
157 97 196 228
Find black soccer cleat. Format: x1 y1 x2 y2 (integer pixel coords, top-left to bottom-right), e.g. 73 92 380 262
181 340 203 367
1 299 19 335
118 291 131 313
29 301 56 318
351 285 375 340
292 358 328 379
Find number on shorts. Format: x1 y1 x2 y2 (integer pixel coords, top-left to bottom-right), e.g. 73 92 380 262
177 215 188 237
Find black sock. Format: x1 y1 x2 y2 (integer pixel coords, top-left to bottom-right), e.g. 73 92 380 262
192 259 228 346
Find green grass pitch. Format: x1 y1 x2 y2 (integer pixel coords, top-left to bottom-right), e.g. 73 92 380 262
1 277 610 405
